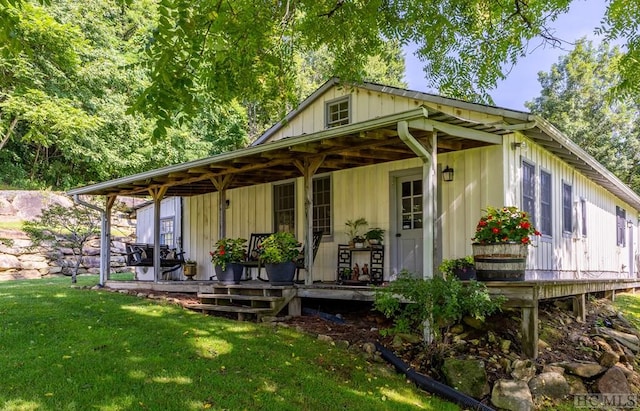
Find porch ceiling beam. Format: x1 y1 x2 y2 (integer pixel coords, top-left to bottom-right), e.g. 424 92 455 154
423 119 502 145
289 144 319 153
436 140 464 151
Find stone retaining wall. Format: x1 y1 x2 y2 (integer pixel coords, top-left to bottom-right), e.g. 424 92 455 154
0 190 139 280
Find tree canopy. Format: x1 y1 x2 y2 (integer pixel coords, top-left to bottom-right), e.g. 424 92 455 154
527 40 640 194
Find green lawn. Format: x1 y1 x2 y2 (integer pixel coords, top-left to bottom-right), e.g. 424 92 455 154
0 276 458 411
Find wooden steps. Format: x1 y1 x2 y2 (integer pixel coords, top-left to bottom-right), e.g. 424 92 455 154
185 284 297 321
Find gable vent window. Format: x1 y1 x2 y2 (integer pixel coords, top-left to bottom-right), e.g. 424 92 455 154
325 97 350 128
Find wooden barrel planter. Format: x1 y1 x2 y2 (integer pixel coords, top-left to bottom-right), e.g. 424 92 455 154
472 243 528 281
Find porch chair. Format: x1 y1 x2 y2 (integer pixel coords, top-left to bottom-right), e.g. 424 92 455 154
295 230 324 283
239 233 274 281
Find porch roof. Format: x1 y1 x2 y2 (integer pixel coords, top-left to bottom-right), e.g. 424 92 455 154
67 92 640 212
67 106 508 198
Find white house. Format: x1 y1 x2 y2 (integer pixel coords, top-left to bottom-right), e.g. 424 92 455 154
69 79 640 285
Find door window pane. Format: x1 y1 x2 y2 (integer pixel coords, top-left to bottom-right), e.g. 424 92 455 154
401 178 423 230
274 182 295 234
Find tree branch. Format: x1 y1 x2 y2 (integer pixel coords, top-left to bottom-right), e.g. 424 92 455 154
1 116 18 151
319 0 344 18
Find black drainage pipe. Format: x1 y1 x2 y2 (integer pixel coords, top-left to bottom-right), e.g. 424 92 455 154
302 307 346 324
374 342 495 411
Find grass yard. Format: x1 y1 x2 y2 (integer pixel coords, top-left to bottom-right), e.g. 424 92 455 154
0 276 458 411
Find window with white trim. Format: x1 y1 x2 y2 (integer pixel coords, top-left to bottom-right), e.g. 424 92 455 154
273 182 295 234
562 182 572 233
522 161 536 226
160 218 175 247
313 175 331 236
325 97 350 128
540 170 552 236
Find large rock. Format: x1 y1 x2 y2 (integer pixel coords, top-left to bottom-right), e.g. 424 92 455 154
511 359 537 382
564 374 588 395
562 362 607 378
442 358 490 399
528 372 570 399
597 327 640 353
599 350 621 367
0 254 20 270
491 379 534 411
597 366 631 394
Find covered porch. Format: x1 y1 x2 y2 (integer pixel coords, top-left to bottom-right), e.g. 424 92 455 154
68 105 514 286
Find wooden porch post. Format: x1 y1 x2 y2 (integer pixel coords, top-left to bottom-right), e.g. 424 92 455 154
149 187 168 282
294 156 324 285
423 131 437 278
211 175 233 239
100 196 116 285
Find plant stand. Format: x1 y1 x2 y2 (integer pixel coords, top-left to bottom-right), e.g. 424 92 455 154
336 244 384 284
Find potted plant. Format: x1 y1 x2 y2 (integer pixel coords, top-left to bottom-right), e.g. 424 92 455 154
364 227 385 246
471 206 541 281
183 259 197 280
259 232 301 285
439 256 476 281
345 217 368 247
209 237 247 284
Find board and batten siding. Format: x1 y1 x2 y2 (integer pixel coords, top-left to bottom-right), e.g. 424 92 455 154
438 145 505 261
503 133 639 280
267 86 422 142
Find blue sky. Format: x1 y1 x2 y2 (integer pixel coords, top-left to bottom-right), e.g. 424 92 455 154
403 0 609 111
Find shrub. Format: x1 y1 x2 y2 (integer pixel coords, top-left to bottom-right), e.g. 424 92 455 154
374 271 506 341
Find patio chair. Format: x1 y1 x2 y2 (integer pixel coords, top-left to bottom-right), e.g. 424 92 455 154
240 233 274 281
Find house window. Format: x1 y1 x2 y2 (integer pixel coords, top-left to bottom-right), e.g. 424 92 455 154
562 182 572 233
160 218 174 247
540 170 552 236
581 198 587 237
325 97 350 128
522 161 536 226
274 182 295 233
617 206 626 246
313 175 331 236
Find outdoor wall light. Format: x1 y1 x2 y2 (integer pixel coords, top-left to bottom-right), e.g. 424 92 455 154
442 165 454 182
511 141 527 150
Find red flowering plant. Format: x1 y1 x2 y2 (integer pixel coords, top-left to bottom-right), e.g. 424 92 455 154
209 238 247 271
472 206 541 246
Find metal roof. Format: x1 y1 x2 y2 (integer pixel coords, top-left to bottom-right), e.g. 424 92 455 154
68 82 640 212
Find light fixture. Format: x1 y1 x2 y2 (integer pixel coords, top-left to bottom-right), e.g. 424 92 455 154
628 220 634 228
442 165 454 182
225 199 230 209
511 141 527 150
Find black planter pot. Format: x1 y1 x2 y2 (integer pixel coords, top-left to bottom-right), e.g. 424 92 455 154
214 263 244 285
264 261 296 285
453 267 476 281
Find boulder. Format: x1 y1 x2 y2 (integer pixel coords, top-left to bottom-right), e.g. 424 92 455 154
442 358 490 399
564 374 588 395
562 362 607 378
463 315 485 330
491 379 534 411
597 327 640 353
0 254 20 270
511 359 537 382
597 366 631 394
599 350 621 367
528 372 570 399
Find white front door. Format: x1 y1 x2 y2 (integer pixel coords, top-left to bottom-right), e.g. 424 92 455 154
393 174 424 277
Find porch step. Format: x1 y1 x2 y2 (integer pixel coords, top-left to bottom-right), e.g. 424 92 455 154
197 293 283 302
187 284 298 321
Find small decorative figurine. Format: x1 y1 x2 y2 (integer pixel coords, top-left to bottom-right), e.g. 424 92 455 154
362 264 369 277
352 263 360 280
